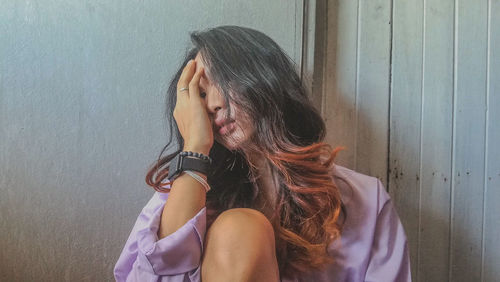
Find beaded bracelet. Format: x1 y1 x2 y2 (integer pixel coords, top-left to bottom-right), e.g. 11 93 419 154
180 151 212 163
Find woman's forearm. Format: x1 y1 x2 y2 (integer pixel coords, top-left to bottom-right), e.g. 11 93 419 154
157 171 207 239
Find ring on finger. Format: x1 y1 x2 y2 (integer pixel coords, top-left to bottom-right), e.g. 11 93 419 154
178 87 189 92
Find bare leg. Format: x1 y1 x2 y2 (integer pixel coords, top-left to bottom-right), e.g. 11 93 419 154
201 208 280 282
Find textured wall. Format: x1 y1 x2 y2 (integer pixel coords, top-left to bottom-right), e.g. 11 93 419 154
0 1 304 281
390 0 500 281
317 0 500 281
320 0 391 188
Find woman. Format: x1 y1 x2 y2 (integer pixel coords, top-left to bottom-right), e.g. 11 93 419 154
114 25 411 282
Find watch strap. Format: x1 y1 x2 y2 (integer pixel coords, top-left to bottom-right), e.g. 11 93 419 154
167 152 211 181
181 156 210 175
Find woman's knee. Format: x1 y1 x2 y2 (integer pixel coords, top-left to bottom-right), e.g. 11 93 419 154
201 208 279 281
203 208 277 260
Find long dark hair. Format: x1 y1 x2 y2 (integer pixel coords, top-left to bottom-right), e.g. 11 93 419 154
145 25 346 279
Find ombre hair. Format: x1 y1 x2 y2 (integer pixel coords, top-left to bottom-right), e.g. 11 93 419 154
145 25 347 279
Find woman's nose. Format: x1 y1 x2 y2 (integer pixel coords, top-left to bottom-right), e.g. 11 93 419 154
206 90 225 114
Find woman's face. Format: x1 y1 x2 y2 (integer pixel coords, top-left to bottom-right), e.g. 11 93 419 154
194 52 254 151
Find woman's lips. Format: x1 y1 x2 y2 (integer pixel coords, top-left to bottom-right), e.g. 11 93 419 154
218 121 236 135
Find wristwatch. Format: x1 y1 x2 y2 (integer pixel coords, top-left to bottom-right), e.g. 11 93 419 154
167 151 212 181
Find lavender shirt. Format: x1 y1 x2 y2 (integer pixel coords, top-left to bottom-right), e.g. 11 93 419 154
114 164 412 281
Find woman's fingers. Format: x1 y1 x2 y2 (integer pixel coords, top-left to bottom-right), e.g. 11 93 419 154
188 66 206 107
176 60 196 105
172 59 213 153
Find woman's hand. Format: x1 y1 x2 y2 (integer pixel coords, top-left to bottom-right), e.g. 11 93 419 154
173 59 214 155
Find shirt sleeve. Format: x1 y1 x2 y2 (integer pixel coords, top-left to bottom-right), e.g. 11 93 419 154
113 191 207 281
364 180 412 282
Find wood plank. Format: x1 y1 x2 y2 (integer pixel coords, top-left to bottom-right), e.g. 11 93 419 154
482 0 500 281
310 0 327 111
355 0 391 185
418 1 454 281
301 0 316 100
389 1 423 280
294 0 304 69
450 0 488 280
323 0 359 169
